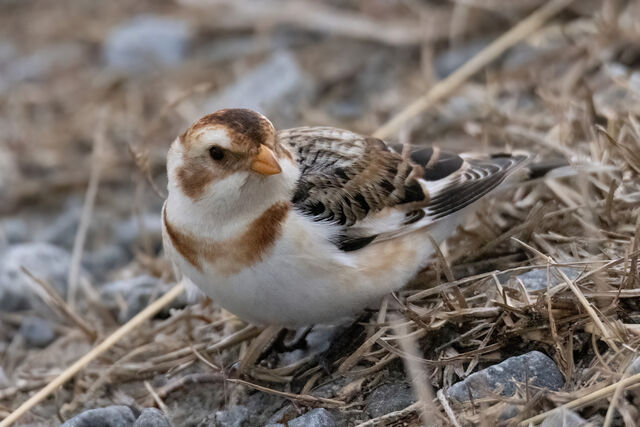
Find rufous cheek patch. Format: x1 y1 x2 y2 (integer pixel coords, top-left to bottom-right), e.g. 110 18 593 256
175 160 216 201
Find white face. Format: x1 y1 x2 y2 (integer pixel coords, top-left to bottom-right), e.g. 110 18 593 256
166 109 292 221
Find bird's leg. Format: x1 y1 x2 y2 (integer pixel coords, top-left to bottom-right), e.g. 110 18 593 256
238 325 283 374
276 326 313 352
317 312 371 374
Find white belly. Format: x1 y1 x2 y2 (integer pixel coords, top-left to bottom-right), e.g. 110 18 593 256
165 210 464 327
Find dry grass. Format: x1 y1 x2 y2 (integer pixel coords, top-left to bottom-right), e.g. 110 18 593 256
1 0 640 426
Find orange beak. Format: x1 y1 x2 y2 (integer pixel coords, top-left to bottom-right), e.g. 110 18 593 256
250 145 281 176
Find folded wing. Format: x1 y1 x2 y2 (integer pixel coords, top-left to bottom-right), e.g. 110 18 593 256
278 127 527 251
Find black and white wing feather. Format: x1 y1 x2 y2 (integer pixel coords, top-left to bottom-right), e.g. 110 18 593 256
278 127 527 251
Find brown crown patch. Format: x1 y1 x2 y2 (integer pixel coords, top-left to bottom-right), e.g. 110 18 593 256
164 201 290 276
183 109 275 151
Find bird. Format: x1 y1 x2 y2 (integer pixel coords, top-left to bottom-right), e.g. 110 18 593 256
162 108 531 327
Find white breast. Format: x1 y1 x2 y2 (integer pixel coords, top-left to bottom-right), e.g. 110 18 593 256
164 207 468 327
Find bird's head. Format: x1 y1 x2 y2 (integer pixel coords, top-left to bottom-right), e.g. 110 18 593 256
166 109 293 218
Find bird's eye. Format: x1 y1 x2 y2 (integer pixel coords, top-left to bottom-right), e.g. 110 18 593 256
209 146 225 161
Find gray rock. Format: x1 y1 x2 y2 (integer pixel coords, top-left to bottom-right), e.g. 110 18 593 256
0 43 86 90
629 356 640 374
200 392 285 427
502 44 539 70
278 324 341 367
0 148 19 211
133 408 171 427
82 244 131 280
113 213 163 248
499 404 521 421
0 41 16 68
264 405 293 426
540 408 590 427
288 409 336 427
211 405 248 427
201 51 313 125
325 99 363 120
104 15 191 71
0 217 31 245
101 275 168 323
200 37 268 64
514 267 581 292
366 382 415 418
199 32 310 64
242 392 286 426
166 382 227 426
32 200 158 274
586 414 604 426
19 316 56 347
0 367 8 387
445 351 564 403
36 199 84 247
0 243 79 311
36 199 141 250
61 405 136 427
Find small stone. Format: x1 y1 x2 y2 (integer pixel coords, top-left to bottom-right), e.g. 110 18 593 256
101 275 173 323
201 51 313 125
629 356 640 374
82 244 131 280
366 382 415 418
514 267 581 292
61 405 136 427
540 408 590 427
287 409 336 427
0 367 8 387
242 391 288 426
113 213 162 248
212 405 248 427
19 316 56 347
586 414 604 426
133 408 171 427
265 405 294 426
0 147 19 211
0 217 31 245
0 41 16 68
2 43 86 85
0 243 80 312
435 39 491 78
278 324 341 367
37 199 140 250
445 351 564 404
499 404 521 421
104 15 191 72
502 43 539 70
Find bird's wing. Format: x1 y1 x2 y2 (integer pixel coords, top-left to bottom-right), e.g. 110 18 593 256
278 127 528 251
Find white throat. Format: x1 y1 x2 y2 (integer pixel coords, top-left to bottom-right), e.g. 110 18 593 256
165 152 299 241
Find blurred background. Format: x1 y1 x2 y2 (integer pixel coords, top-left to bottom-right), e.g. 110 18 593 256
1 1 640 426
1 0 638 247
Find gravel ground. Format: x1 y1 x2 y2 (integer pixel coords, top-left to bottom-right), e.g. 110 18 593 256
1 1 640 426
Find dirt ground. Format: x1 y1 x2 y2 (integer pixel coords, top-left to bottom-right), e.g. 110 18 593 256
1 1 640 426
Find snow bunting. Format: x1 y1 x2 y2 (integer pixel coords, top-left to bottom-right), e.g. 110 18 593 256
163 108 529 327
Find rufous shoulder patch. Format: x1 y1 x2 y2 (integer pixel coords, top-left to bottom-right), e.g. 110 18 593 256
163 205 201 269
164 201 290 276
240 201 290 267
